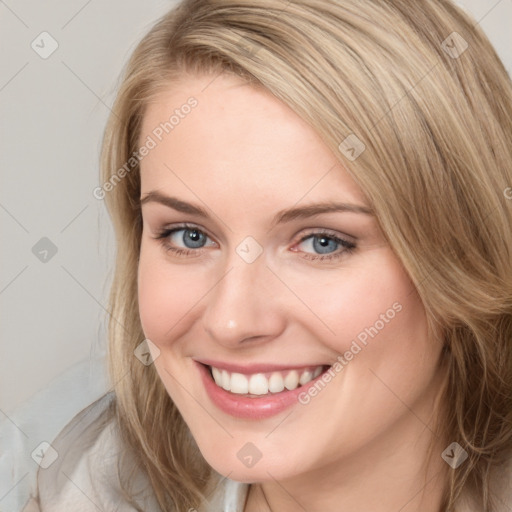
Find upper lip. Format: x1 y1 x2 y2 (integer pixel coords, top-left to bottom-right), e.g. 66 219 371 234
195 358 329 375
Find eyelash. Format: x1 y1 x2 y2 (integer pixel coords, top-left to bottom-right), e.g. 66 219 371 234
153 224 357 261
293 231 356 261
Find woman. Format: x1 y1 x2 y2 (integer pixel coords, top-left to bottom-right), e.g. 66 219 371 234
25 0 512 510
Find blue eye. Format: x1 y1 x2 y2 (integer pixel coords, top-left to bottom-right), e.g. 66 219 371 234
312 235 339 254
175 228 208 248
153 225 355 261
297 233 355 258
155 226 216 254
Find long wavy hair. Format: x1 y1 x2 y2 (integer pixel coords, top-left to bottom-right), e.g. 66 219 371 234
98 0 512 510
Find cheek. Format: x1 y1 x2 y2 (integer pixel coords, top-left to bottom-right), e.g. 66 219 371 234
315 254 439 424
290 250 424 358
137 244 204 345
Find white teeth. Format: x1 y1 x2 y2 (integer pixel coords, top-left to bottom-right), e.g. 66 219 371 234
211 366 222 385
284 370 299 390
249 374 268 395
230 372 249 394
209 365 324 396
268 372 285 393
299 370 313 385
221 370 230 390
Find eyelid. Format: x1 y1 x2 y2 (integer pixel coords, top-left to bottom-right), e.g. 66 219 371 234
155 222 218 243
152 223 218 258
289 228 357 261
293 227 357 245
152 222 356 261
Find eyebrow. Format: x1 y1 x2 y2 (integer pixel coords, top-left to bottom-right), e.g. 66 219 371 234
140 191 208 216
140 191 374 225
273 202 373 225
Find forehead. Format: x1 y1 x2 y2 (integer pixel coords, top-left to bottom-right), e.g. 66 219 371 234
139 73 367 208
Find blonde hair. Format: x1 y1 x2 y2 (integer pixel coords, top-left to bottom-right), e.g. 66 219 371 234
99 0 512 510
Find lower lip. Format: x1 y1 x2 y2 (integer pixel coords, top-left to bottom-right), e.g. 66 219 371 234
197 362 326 420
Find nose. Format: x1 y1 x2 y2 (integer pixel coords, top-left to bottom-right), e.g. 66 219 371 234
201 255 287 348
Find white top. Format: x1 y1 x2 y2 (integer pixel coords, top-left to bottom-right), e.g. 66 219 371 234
19 391 249 511
2 357 511 512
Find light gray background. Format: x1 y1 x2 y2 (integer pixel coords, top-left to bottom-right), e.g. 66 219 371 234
1 0 511 414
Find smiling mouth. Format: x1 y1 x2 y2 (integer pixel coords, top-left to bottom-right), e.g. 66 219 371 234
206 364 329 397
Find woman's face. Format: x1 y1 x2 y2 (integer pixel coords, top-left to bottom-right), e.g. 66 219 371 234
137 72 444 483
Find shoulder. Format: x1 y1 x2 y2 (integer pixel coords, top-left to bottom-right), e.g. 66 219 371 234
28 392 160 511
22 391 249 512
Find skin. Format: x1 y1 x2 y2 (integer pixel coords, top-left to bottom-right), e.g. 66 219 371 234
137 72 448 511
